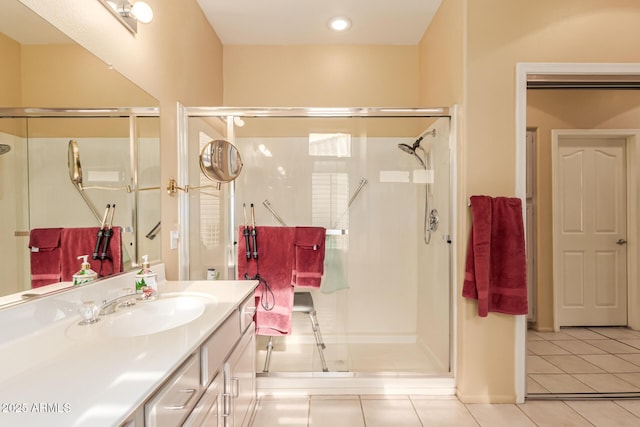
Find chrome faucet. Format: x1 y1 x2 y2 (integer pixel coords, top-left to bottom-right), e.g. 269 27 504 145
99 293 138 315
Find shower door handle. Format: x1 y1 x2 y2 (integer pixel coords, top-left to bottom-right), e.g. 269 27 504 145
616 239 627 245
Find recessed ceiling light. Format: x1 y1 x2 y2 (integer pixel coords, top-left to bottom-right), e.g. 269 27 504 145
329 16 351 32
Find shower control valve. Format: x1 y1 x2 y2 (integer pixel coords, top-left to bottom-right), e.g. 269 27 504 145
429 209 439 232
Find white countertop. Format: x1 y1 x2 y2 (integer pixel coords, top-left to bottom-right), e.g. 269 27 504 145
0 270 257 427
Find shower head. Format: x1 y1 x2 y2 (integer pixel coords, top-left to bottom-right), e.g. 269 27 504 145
397 142 426 169
397 143 415 155
397 128 436 169
0 144 10 155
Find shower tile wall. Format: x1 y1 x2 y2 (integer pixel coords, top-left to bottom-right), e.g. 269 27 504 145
235 135 419 340
234 117 451 374
28 136 161 264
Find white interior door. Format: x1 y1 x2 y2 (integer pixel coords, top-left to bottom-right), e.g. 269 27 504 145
554 136 627 327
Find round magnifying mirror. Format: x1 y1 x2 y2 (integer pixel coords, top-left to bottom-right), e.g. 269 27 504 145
68 139 83 185
199 139 243 182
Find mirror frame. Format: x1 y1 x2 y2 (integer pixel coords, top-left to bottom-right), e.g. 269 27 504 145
199 139 244 183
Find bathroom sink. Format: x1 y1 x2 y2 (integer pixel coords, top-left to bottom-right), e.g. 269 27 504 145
100 293 214 337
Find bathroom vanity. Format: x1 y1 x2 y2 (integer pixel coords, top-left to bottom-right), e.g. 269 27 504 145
0 266 257 427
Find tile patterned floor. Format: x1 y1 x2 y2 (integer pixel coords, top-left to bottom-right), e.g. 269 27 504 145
248 395 640 426
248 327 640 426
528 327 640 395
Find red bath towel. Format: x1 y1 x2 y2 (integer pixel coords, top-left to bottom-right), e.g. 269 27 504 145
238 226 296 336
60 227 123 281
462 196 528 317
291 226 326 288
29 228 63 288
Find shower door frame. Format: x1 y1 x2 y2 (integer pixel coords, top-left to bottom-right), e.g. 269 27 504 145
177 105 459 395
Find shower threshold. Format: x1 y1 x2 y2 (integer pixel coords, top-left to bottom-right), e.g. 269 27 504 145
256 371 455 396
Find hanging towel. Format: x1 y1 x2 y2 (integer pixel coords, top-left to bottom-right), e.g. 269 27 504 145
462 195 528 317
320 234 349 294
238 226 296 336
291 226 326 288
60 227 123 281
29 228 63 288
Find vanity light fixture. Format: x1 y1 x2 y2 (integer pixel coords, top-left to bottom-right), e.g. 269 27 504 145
98 0 154 34
328 16 351 32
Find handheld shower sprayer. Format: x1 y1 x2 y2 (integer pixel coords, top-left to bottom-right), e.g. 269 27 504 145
396 128 435 169
396 128 438 245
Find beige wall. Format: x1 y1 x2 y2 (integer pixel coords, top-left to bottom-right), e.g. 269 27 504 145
20 0 224 279
223 45 419 107
451 0 640 402
420 0 521 405
21 44 156 108
0 33 22 136
528 90 640 331
0 33 21 106
0 33 157 109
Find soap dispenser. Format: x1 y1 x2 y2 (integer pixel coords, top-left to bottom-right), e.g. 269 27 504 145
73 255 98 286
135 255 158 299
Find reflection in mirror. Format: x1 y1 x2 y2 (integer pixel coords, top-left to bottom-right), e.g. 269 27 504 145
68 139 83 185
0 114 160 304
68 139 106 224
0 0 160 306
199 139 244 182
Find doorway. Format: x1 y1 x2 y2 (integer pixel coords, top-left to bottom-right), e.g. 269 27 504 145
515 63 640 402
552 132 629 329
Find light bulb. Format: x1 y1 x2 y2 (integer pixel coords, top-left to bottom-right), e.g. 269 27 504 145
132 1 153 24
329 17 351 32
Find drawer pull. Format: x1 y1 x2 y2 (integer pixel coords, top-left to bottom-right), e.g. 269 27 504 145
165 388 197 410
231 377 240 398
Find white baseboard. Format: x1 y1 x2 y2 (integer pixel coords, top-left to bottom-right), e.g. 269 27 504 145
257 374 456 396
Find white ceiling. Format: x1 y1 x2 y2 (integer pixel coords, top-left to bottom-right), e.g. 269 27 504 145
1 0 442 46
196 0 443 45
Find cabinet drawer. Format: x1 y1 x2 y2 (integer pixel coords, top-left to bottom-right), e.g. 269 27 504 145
183 372 222 427
145 353 201 427
201 310 240 386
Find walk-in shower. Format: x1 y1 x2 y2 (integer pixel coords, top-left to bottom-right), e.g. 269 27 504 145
180 107 455 393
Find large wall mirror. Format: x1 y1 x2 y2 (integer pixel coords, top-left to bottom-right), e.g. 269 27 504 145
0 1 161 304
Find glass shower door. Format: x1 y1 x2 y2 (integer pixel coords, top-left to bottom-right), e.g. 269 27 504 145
182 109 453 378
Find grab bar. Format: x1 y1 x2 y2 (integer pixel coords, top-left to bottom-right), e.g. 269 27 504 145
347 178 368 209
262 199 288 226
332 177 368 228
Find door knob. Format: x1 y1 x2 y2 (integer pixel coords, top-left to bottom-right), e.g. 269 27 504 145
616 239 628 245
